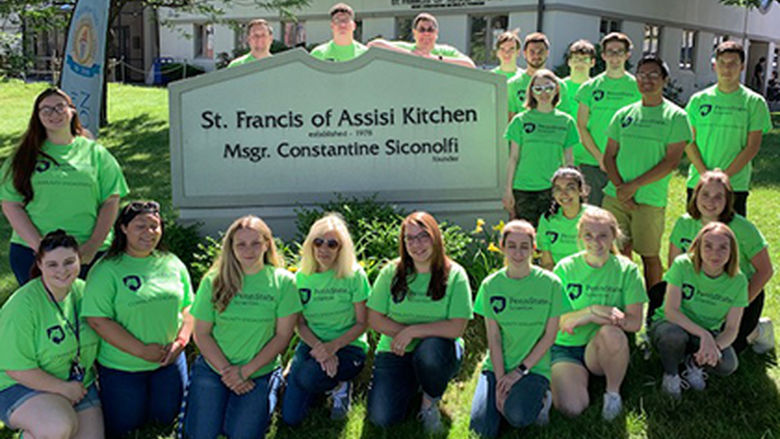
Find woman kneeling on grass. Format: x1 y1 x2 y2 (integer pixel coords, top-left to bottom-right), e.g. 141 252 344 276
550 207 647 421
281 214 370 424
366 211 473 434
0 230 102 439
183 215 301 439
650 222 747 398
83 201 193 437
469 220 561 438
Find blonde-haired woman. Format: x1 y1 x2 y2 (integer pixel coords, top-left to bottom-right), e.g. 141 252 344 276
502 69 579 226
470 220 561 437
183 215 301 439
650 222 747 398
550 207 646 421
281 214 370 425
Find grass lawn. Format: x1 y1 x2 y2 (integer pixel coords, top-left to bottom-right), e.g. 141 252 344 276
0 78 779 438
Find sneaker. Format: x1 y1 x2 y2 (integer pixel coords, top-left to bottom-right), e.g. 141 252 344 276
329 381 351 420
752 317 775 354
535 390 552 426
661 373 687 399
682 357 708 391
418 399 443 434
601 392 622 421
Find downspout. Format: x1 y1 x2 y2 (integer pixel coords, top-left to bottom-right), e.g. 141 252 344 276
537 0 545 32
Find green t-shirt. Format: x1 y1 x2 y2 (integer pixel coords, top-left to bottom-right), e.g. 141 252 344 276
491 66 518 80
227 53 265 68
685 84 773 191
574 73 641 166
603 99 693 207
296 266 370 352
563 77 586 155
507 72 570 115
537 205 588 264
367 261 473 353
669 214 768 279
0 278 100 391
82 252 193 372
554 252 647 346
474 266 562 380
504 109 578 191
310 40 367 62
389 41 466 60
191 266 301 378
0 136 129 249
653 254 748 331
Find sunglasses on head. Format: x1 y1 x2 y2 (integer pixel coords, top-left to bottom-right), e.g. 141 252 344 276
313 238 340 249
126 201 160 214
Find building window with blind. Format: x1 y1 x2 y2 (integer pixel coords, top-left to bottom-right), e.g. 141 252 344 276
469 15 508 66
643 24 660 55
600 18 622 38
283 21 306 48
680 29 696 70
194 23 214 58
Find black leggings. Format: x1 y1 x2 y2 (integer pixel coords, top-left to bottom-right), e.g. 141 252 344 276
646 281 764 354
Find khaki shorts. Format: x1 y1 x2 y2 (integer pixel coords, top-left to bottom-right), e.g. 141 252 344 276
602 195 665 256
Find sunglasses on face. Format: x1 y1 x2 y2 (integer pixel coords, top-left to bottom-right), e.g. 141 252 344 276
531 84 556 94
314 238 340 249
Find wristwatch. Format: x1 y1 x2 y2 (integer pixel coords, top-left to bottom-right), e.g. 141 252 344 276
516 363 530 376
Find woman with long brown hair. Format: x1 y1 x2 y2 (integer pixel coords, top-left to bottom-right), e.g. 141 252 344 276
366 211 473 434
183 215 301 439
0 87 128 285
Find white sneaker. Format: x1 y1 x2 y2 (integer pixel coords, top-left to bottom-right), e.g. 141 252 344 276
752 317 775 354
661 373 687 399
682 357 708 391
418 399 443 434
329 381 351 420
535 389 552 426
601 392 622 421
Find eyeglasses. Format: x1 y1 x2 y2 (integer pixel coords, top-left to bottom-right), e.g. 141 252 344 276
404 231 431 244
604 49 627 57
331 15 352 25
531 84 556 94
39 103 71 116
637 72 664 80
126 201 160 214
314 238 340 249
415 26 436 33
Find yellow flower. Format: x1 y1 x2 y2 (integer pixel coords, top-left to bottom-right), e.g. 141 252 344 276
287 266 299 273
487 242 501 253
492 220 505 232
472 225 484 234
359 260 366 268
476 218 486 227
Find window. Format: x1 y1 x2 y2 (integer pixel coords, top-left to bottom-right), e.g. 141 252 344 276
680 30 696 70
469 15 508 66
395 17 413 41
711 34 729 63
194 23 214 58
599 18 622 38
643 24 660 55
282 21 306 47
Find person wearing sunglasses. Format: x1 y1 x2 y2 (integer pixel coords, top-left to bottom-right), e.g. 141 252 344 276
366 211 473 433
574 32 641 207
310 3 367 62
602 55 692 293
281 214 370 425
502 69 578 227
367 13 476 68
0 87 129 285
0 230 102 439
82 201 193 437
183 215 300 439
506 32 570 119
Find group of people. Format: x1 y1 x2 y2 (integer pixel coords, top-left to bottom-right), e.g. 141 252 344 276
0 3 776 439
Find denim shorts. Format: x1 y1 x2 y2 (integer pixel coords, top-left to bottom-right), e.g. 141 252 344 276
550 344 586 366
0 383 100 426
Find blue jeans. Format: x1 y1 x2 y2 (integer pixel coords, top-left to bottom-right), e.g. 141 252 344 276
183 355 282 439
469 370 549 438
367 337 463 428
281 342 366 426
98 353 187 438
9 242 104 286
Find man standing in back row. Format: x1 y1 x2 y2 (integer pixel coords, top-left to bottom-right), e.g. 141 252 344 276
228 19 274 67
310 3 367 62
506 32 569 119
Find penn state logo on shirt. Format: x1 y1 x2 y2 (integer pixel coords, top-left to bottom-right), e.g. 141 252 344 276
621 115 634 128
566 283 583 300
593 90 605 101
546 231 560 244
679 238 692 252
681 283 696 300
47 325 66 344
392 293 405 304
35 160 51 173
517 90 526 102
123 275 142 292
299 288 312 305
490 296 507 314
523 123 536 134
699 104 713 117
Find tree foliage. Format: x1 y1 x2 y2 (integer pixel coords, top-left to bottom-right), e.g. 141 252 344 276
718 0 779 8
